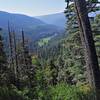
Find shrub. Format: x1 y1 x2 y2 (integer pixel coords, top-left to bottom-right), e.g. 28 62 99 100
0 85 30 100
48 83 95 100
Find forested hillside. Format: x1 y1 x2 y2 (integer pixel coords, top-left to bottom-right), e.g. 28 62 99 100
0 0 100 100
0 11 64 44
36 12 66 29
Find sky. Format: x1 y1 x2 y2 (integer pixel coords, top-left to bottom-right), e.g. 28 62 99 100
0 0 66 16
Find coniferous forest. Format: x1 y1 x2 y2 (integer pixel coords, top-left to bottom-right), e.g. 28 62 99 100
0 0 100 100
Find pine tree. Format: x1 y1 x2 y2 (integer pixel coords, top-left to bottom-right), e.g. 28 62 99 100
0 28 7 85
8 23 14 71
21 30 35 88
73 0 100 99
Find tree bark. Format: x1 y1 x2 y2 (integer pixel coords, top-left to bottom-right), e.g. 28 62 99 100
8 23 14 71
74 0 100 99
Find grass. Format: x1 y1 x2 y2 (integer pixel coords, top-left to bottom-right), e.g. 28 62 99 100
38 37 52 46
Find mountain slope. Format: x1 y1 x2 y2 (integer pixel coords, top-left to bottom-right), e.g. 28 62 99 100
0 11 64 41
0 11 46 30
36 12 66 29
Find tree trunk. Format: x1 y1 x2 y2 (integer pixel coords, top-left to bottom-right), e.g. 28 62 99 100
8 23 14 72
22 29 26 65
13 30 18 75
74 0 100 99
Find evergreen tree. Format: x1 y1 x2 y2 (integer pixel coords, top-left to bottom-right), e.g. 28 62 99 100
73 0 100 99
0 28 8 85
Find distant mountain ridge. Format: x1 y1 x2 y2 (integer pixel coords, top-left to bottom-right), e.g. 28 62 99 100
0 11 45 30
0 11 64 42
36 12 66 29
